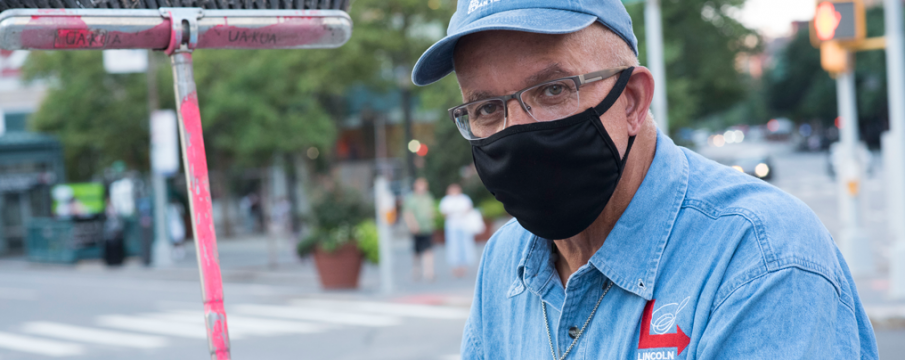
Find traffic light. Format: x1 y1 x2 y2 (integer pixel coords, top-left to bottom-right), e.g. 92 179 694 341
810 0 866 47
821 41 850 74
810 0 866 73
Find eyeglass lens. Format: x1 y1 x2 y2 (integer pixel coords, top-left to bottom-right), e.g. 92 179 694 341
453 78 581 140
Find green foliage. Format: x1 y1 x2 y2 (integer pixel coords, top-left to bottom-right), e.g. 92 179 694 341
477 197 507 220
297 224 354 257
296 220 380 263
309 184 373 230
432 200 445 231
762 7 890 144
354 220 380 264
626 0 761 131
297 184 374 256
21 51 163 181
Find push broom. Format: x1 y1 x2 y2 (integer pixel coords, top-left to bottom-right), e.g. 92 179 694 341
0 1 353 359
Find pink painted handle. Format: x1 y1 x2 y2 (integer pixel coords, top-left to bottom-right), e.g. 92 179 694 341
0 9 351 51
177 82 230 359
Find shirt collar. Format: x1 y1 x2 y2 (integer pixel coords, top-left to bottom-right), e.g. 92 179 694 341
515 129 689 300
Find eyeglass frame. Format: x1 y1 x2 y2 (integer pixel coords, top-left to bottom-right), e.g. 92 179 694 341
447 66 631 139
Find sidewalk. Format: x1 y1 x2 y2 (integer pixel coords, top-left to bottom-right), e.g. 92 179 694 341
0 229 482 308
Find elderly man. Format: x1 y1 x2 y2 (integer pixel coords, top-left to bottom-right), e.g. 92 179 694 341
412 1 878 359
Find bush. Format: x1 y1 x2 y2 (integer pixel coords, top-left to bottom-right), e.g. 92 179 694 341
297 184 375 258
355 220 379 264
478 197 508 220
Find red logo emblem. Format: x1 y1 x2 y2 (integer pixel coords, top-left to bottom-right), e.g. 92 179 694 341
638 299 691 355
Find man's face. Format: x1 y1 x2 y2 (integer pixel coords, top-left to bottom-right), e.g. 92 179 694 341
453 25 634 156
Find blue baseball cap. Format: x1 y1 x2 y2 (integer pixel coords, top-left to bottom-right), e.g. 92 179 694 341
412 0 639 86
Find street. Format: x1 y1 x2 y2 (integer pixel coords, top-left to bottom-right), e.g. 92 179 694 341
1 145 904 359
0 237 478 360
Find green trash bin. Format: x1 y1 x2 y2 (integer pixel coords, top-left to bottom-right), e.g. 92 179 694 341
25 218 103 263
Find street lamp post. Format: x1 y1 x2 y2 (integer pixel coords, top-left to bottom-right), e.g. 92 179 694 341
645 0 669 134
835 66 874 277
883 0 905 299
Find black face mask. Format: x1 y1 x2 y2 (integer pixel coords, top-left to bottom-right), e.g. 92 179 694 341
469 67 636 240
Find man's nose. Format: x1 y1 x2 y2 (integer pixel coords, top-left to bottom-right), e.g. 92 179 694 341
506 98 534 127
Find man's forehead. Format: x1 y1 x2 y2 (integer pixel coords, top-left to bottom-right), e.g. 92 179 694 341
461 63 574 103
454 30 591 101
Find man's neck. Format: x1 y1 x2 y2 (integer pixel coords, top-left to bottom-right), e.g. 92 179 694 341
553 120 658 287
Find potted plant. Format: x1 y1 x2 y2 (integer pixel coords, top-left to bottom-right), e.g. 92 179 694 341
296 186 377 289
476 197 508 242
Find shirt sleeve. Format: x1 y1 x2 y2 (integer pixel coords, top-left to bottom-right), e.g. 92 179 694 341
461 244 486 359
696 267 867 360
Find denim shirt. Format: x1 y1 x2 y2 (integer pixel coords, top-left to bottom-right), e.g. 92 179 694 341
462 130 879 360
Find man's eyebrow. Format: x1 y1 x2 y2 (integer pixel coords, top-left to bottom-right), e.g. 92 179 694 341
521 64 570 89
465 90 496 103
462 64 571 103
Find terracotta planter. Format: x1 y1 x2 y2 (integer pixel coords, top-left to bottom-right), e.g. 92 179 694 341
313 243 363 289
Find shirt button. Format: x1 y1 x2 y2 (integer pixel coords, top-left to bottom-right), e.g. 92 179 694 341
568 326 579 339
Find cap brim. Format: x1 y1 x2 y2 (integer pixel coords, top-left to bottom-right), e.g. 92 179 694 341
411 8 597 86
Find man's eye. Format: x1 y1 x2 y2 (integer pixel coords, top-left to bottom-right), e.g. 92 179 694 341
478 103 500 116
543 84 564 97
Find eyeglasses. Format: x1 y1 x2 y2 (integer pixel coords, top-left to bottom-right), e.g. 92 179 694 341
448 67 630 140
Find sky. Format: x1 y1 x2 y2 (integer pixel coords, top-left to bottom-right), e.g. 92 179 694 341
735 0 817 38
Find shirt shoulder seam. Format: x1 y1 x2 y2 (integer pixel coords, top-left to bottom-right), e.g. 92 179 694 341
681 198 777 265
683 198 845 296
710 262 855 313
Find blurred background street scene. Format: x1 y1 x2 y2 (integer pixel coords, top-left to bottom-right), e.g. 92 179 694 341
1 0 905 358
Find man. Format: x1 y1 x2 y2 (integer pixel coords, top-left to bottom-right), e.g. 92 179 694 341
412 1 878 359
403 177 437 281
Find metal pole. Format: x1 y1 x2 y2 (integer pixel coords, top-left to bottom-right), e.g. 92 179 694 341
645 0 669 134
883 0 905 299
835 68 873 277
374 175 394 294
150 51 173 268
170 51 231 360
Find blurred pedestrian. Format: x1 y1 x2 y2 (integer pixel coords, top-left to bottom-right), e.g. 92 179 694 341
402 178 436 281
167 201 186 261
439 183 476 278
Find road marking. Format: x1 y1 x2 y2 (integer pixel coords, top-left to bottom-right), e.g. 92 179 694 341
0 332 84 357
96 315 207 339
21 322 169 349
233 304 401 327
146 311 330 337
291 299 470 319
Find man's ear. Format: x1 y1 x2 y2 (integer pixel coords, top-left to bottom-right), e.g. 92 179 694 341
622 67 655 136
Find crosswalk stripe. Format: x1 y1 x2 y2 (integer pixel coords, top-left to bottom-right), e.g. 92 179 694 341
291 299 470 320
96 315 207 339
0 332 84 357
146 311 330 337
233 304 401 327
21 322 169 349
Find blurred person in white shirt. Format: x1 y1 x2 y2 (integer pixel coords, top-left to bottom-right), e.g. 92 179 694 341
439 183 477 277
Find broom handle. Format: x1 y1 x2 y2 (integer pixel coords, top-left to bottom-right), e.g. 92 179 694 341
171 50 232 360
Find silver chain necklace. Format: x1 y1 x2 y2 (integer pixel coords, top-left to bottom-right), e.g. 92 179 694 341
542 280 614 360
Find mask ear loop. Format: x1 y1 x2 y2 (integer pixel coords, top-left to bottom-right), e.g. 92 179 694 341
620 135 636 171
590 67 636 172
592 67 635 116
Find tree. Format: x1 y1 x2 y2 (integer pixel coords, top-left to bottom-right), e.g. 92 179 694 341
23 51 159 181
626 0 762 131
763 6 890 146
